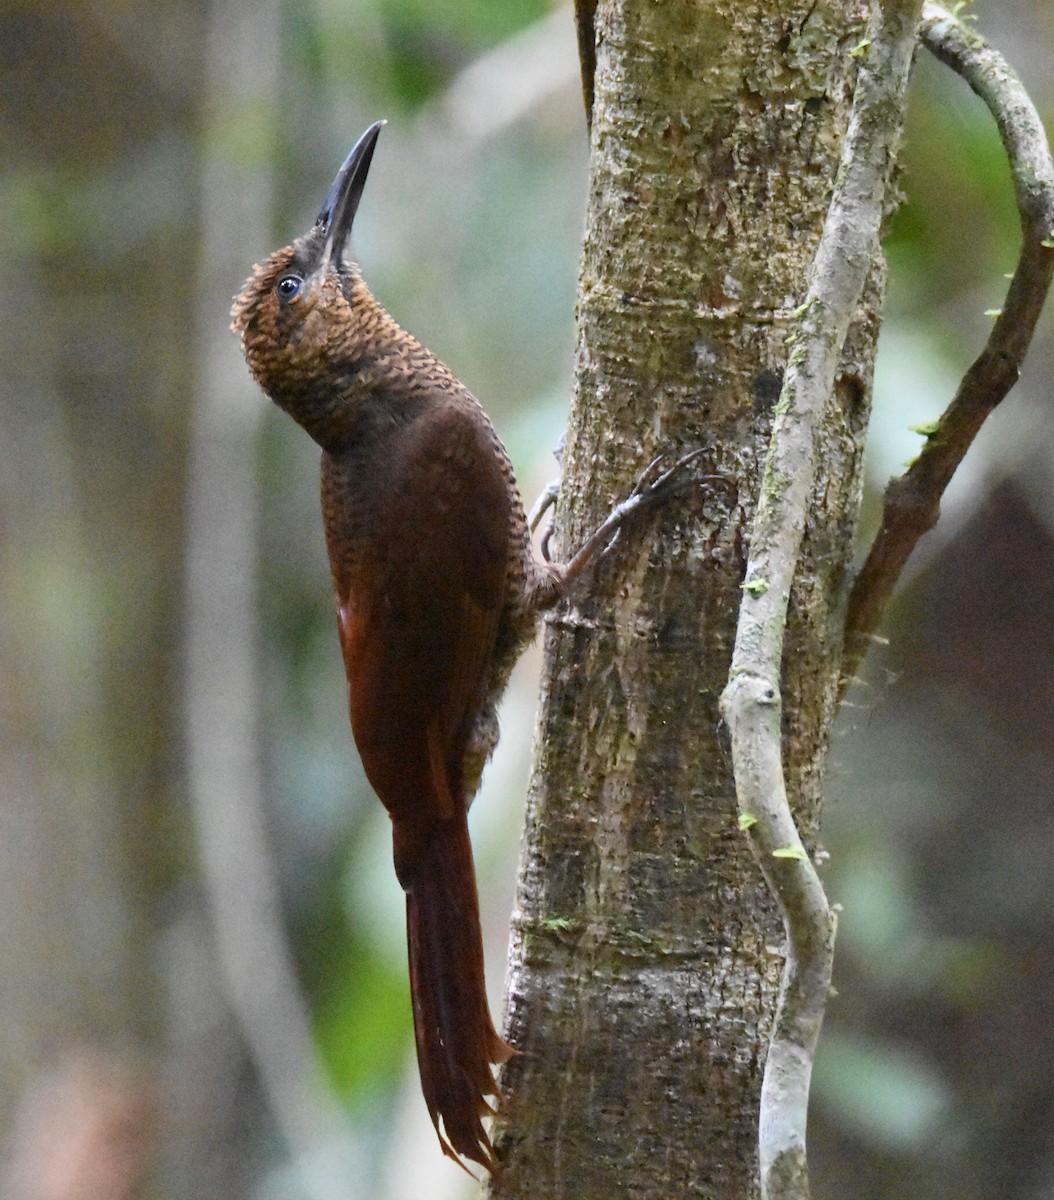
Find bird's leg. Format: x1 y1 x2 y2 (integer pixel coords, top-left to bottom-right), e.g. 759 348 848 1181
561 447 711 588
532 447 713 589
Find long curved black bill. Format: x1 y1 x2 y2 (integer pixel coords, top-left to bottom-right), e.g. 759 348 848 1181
319 119 386 272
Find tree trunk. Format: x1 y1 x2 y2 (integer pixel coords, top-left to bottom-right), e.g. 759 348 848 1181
490 1 880 1195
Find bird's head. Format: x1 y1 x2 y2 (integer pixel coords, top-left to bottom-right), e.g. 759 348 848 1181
231 120 388 435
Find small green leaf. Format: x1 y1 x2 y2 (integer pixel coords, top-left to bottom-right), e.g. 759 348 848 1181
738 812 758 831
540 917 574 932
742 577 768 597
984 308 1002 318
908 420 939 437
772 845 808 861
1041 233 1054 249
850 38 871 58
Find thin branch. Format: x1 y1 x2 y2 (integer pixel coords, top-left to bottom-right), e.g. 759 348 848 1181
718 3 924 1198
841 1 1054 690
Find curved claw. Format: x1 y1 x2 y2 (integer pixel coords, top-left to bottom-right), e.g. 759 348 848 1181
528 479 560 534
635 447 711 501
529 475 563 563
628 453 669 499
540 521 556 563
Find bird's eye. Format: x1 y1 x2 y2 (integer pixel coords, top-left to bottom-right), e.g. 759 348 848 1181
276 273 303 302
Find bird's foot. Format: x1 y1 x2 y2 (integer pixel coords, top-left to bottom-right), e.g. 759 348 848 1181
559 447 715 587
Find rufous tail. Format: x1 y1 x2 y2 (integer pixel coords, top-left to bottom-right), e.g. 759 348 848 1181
404 811 513 1174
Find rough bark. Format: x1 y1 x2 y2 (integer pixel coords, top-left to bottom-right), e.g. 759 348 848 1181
489 2 881 1196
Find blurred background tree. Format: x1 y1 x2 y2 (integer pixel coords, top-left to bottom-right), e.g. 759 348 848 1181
0 2 1050 1198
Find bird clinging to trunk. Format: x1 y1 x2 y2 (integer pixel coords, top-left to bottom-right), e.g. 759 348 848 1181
232 121 701 1174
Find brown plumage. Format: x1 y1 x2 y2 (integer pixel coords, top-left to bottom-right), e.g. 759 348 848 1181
231 122 560 1173
232 122 696 1173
